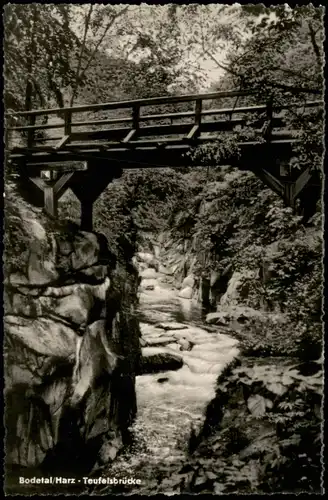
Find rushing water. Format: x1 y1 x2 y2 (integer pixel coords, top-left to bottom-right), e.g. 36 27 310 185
97 277 239 495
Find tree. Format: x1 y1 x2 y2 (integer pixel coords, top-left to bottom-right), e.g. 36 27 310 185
67 4 131 106
4 3 203 115
4 4 77 111
227 5 324 95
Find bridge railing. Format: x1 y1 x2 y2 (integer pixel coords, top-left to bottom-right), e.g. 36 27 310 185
5 88 323 152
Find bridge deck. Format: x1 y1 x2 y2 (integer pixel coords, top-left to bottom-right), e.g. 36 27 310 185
6 88 322 164
5 88 323 228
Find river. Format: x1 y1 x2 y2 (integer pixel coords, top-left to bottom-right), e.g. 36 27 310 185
95 272 239 495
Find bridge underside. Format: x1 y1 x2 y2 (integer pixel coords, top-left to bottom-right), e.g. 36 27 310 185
10 140 320 231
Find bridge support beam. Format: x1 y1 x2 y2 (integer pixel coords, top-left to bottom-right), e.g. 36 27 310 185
44 186 58 217
28 172 74 218
81 200 94 232
283 182 296 209
70 160 123 231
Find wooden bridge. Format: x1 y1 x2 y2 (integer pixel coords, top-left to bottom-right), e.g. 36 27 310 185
5 88 323 230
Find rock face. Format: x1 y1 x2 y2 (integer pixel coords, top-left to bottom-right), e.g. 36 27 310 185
181 274 195 289
139 349 183 374
220 270 256 306
4 208 141 476
140 268 157 279
178 286 193 299
206 306 263 326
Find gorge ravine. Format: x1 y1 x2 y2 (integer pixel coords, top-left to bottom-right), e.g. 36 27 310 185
97 251 240 494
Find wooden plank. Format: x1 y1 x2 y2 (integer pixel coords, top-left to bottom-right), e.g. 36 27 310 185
140 110 195 121
8 138 300 166
55 135 70 150
26 161 88 171
72 116 132 128
7 122 64 132
256 168 284 197
68 119 251 142
53 172 75 198
202 104 267 116
185 125 200 140
293 167 312 200
11 129 230 153
5 89 258 118
29 177 46 191
44 186 58 217
122 129 137 143
15 137 298 157
35 136 66 143
7 100 322 136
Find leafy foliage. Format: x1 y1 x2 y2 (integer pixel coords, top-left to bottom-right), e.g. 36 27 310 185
3 182 39 275
4 4 77 110
172 356 323 495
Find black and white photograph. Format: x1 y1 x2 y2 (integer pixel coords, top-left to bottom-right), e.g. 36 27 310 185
3 3 325 495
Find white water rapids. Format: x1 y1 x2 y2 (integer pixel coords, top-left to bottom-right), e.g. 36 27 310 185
100 275 239 494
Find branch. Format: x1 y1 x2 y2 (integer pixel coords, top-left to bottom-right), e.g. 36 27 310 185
204 48 243 79
47 70 64 109
199 23 243 80
255 80 321 95
308 21 322 68
70 4 94 107
31 79 46 109
73 6 130 98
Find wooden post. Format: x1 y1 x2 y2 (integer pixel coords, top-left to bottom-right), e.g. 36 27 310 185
53 172 75 200
44 185 58 217
186 99 202 141
284 181 296 208
132 105 140 131
81 200 93 232
64 109 72 136
195 99 202 127
27 114 36 148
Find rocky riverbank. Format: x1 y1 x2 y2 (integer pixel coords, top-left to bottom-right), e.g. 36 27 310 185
4 189 141 493
93 242 323 496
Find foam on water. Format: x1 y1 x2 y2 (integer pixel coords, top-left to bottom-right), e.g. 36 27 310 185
106 279 239 489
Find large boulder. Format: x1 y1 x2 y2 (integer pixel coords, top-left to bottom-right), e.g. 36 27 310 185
71 232 100 270
136 252 154 264
156 322 188 331
220 270 256 306
206 311 230 326
178 286 193 299
181 274 195 289
178 338 193 351
206 306 264 326
158 264 174 276
144 335 176 347
138 349 183 374
140 268 157 279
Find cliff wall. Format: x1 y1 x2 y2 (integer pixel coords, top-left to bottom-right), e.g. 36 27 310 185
4 186 141 484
